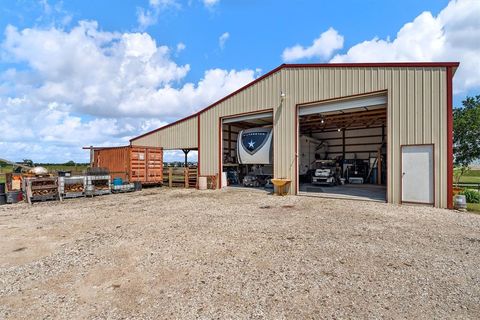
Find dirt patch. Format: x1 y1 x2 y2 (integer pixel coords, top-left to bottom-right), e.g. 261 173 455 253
0 187 479 319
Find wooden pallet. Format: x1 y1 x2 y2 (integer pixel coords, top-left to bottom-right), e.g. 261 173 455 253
25 177 58 204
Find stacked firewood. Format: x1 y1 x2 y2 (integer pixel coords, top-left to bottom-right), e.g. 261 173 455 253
32 189 56 196
65 183 84 192
92 180 109 190
31 178 57 196
32 180 55 187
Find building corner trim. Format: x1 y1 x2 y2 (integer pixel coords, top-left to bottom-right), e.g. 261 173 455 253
447 67 454 209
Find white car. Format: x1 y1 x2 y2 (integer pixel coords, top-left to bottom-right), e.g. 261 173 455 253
312 168 337 186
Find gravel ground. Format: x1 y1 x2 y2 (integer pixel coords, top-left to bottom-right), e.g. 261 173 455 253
0 187 479 319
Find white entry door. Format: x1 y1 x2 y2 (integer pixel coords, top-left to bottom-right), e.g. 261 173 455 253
401 145 434 204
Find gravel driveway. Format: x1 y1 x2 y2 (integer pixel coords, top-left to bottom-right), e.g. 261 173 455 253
0 188 479 319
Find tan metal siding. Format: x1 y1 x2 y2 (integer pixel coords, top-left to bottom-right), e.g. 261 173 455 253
137 65 449 208
199 71 282 175
277 67 447 207
132 116 198 149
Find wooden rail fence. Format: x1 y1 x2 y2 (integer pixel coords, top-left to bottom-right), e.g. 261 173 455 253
163 167 198 188
454 182 480 193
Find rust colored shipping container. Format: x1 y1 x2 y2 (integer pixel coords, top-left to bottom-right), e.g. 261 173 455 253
91 146 163 184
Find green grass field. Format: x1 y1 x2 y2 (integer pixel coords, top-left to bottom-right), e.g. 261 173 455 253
0 166 11 184
467 203 480 213
455 169 480 184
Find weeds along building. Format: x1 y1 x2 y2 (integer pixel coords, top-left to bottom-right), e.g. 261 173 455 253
131 63 459 209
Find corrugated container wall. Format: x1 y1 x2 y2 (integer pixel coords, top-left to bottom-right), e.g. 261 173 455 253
93 146 130 181
132 116 198 149
93 146 163 184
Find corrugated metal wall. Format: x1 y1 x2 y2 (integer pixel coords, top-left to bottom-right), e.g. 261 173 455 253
280 67 447 207
93 146 163 183
94 147 130 181
132 116 198 149
198 66 448 208
199 71 282 175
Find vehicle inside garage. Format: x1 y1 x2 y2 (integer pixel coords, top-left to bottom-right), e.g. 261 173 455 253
298 95 387 201
221 112 274 190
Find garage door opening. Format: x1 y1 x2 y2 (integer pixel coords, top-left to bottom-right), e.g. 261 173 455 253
297 94 387 202
221 111 274 191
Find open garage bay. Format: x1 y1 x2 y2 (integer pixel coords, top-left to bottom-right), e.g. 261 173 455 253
0 188 479 319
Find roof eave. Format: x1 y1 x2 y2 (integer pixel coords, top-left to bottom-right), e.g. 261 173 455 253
130 62 460 142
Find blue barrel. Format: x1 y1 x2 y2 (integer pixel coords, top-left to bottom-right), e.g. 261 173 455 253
113 178 123 186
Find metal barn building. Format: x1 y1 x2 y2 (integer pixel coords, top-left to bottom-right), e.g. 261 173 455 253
131 63 459 209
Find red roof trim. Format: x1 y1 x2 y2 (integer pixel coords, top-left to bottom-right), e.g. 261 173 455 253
131 113 199 142
284 62 460 68
130 62 460 142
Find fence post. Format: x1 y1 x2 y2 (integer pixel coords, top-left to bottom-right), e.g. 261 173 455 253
168 167 173 188
184 167 189 188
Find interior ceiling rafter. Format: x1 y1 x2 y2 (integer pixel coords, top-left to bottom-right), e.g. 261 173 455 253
300 108 387 133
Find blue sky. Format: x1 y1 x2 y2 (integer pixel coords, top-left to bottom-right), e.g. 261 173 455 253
0 0 478 163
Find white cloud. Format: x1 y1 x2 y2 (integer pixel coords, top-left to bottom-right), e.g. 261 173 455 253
136 8 158 31
203 0 220 8
0 21 258 162
35 0 72 28
330 0 480 93
176 42 186 52
136 0 180 31
164 150 198 162
39 0 52 15
219 32 229 50
282 28 344 62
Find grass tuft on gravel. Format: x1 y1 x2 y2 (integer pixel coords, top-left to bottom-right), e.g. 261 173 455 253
467 202 480 213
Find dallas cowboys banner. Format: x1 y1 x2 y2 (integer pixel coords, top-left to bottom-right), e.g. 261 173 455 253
237 127 273 164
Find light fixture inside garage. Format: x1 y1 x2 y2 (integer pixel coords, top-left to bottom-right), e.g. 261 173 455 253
280 91 286 100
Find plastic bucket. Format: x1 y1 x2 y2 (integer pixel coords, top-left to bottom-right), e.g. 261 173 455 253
6 191 23 204
454 195 467 211
0 194 6 205
198 177 207 190
221 172 228 188
113 178 123 186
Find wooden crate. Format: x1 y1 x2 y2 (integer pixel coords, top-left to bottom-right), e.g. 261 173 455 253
85 175 111 196
58 176 86 200
25 177 58 204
